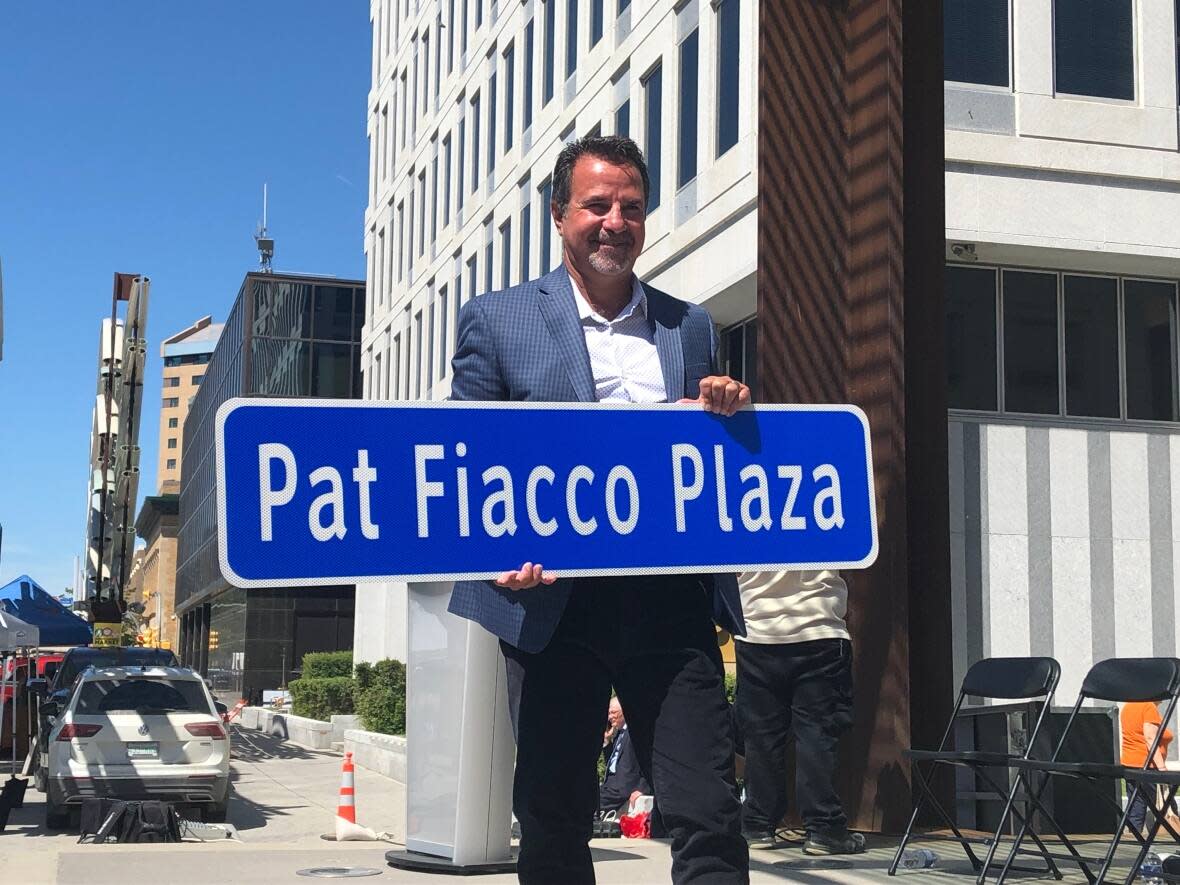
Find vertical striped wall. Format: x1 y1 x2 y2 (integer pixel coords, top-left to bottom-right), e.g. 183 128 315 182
949 419 1179 743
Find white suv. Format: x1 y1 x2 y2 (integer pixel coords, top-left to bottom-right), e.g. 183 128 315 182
43 666 230 828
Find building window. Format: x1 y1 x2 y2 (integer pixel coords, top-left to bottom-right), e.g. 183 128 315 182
400 71 408 149
539 177 553 273
475 0 483 28
946 265 998 412
504 44 516 153
1064 274 1120 419
1054 1 1134 100
943 0 1008 88
165 376 181 388
433 23 442 105
471 92 482 192
467 254 478 304
643 63 663 212
427 295 437 389
431 149 440 245
720 316 758 398
461 0 469 56
543 0 556 105
448 0 456 73
716 0 740 155
678 29 699 188
500 219 513 287
397 201 405 280
948 264 1180 423
566 0 579 78
485 233 494 295
591 0 604 47
524 19 535 130
1125 280 1179 421
619 0 630 13
166 459 177 470
167 438 178 450
414 310 424 398
615 99 630 137
443 135 453 226
392 333 402 399
439 284 450 378
1003 269 1059 415
488 68 498 172
163 397 179 408
412 38 420 131
418 170 427 256
192 374 204 385
520 201 531 282
457 114 467 212
168 417 179 429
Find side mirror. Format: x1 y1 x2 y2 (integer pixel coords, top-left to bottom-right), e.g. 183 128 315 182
214 702 228 716
27 677 48 699
50 689 71 705
41 701 60 719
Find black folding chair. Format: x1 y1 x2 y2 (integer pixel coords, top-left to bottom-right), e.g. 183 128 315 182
995 657 1180 885
889 656 1062 882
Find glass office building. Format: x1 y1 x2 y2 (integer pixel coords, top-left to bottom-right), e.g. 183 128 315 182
176 272 365 704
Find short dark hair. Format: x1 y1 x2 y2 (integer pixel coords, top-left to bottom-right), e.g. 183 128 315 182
551 135 650 217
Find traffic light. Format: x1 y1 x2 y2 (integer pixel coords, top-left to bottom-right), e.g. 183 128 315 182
208 629 220 651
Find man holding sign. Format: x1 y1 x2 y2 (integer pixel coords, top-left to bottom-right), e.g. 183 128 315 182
449 136 751 884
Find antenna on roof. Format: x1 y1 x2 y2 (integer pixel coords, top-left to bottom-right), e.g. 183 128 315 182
254 183 275 273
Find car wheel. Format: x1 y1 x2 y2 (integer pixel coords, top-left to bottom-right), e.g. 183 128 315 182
203 801 228 823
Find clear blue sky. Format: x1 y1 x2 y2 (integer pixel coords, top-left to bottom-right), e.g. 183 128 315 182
0 4 370 596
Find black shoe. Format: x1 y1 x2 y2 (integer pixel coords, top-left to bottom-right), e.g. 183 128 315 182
803 830 866 855
743 828 780 850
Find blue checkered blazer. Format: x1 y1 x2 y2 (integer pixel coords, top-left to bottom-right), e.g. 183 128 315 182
447 267 746 653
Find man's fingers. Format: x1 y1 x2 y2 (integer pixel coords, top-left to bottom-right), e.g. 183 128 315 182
494 562 554 591
697 375 751 416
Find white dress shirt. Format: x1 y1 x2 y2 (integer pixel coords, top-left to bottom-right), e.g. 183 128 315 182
569 274 668 404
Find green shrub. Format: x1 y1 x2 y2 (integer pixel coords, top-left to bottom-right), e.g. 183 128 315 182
724 671 737 705
354 659 407 736
301 650 354 680
290 675 355 721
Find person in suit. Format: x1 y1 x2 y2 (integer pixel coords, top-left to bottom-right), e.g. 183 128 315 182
449 135 751 884
599 696 651 816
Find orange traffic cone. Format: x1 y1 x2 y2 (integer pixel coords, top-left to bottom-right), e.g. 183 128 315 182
337 752 356 823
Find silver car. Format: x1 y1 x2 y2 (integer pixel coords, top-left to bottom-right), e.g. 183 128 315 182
43 666 230 828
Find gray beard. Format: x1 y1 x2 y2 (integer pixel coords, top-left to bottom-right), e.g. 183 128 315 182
587 244 633 275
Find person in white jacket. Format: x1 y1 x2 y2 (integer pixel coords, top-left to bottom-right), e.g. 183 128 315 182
736 570 864 855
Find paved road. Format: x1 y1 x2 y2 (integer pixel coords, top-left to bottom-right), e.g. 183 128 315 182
0 726 1158 883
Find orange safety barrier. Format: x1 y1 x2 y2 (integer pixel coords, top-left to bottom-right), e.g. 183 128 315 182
337 751 356 823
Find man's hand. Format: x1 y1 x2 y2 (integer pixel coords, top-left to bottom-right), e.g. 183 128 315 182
495 562 558 591
629 790 643 805
678 375 751 416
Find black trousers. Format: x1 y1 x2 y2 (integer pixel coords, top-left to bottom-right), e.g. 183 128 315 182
501 577 749 885
734 638 853 838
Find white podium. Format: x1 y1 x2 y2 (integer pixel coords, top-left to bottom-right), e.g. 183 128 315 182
386 581 517 873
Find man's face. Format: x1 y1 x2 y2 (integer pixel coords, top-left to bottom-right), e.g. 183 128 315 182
554 156 647 279
607 698 624 728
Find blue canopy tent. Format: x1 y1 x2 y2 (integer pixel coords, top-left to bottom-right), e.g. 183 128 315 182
0 575 91 647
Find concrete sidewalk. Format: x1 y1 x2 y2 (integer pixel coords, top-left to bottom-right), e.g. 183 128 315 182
1 724 1160 883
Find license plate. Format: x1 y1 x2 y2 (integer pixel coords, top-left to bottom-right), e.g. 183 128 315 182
127 741 158 759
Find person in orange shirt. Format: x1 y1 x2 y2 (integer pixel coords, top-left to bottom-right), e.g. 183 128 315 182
1121 701 1174 835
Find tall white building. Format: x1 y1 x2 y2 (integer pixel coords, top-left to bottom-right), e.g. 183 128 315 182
360 0 1180 732
942 0 1180 710
358 0 757 663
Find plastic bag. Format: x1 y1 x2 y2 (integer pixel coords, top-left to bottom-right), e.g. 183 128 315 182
619 810 650 839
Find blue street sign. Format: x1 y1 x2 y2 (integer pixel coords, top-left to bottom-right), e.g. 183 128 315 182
216 400 878 586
